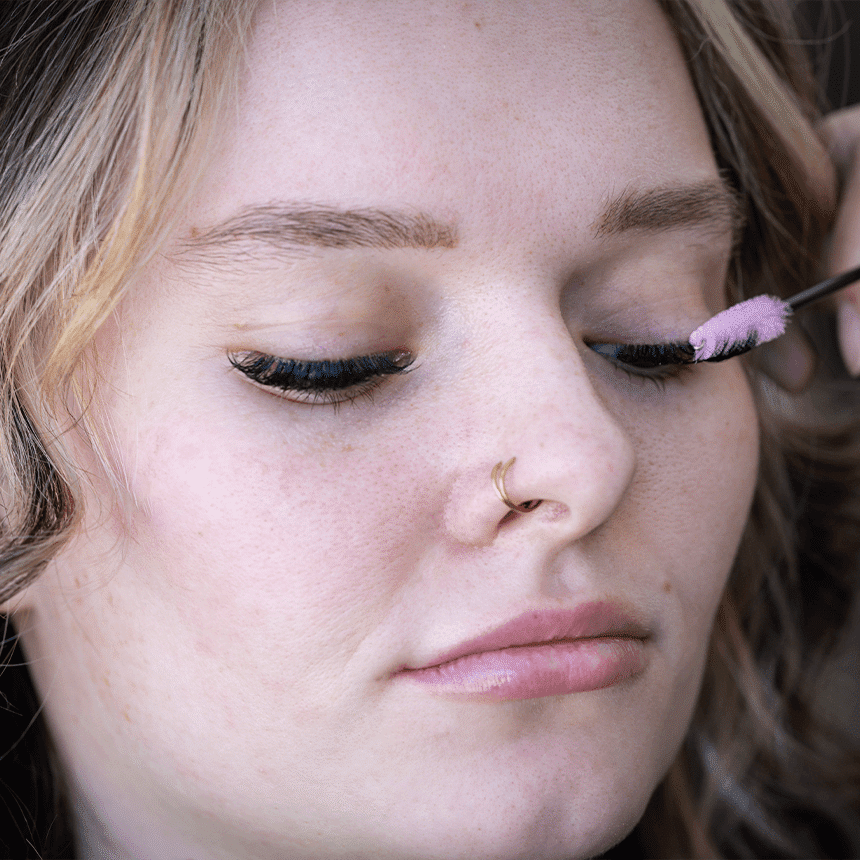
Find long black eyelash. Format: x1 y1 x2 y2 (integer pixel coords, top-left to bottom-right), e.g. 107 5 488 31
597 342 695 367
589 342 696 390
228 350 415 394
698 332 759 363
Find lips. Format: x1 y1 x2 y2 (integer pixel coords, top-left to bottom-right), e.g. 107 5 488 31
395 602 651 702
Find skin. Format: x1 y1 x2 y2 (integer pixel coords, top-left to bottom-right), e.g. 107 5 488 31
7 1 760 858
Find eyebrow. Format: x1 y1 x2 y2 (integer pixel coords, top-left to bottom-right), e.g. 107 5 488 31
179 179 743 265
593 179 745 241
180 203 458 260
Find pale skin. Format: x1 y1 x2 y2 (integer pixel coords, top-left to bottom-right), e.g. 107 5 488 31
5 2 762 858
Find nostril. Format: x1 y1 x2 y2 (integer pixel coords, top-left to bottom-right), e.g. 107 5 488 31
499 500 568 528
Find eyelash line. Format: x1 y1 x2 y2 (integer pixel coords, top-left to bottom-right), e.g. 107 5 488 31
231 338 695 408
228 349 416 408
588 341 697 390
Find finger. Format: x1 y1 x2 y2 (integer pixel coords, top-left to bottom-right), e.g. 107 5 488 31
820 106 860 375
831 168 860 376
819 104 860 177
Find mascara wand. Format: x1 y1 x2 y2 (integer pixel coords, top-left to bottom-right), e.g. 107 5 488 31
688 262 860 362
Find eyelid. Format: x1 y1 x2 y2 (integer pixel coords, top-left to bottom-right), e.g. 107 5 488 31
228 348 415 407
588 341 697 390
588 341 695 367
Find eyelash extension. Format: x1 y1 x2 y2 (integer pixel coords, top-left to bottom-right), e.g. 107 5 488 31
588 341 696 390
228 349 415 406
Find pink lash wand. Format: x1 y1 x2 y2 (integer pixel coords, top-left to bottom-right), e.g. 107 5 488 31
687 263 860 362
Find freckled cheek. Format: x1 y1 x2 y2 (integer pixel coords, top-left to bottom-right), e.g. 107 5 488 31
620 374 758 598
696 378 759 551
123 418 425 642
655 375 759 623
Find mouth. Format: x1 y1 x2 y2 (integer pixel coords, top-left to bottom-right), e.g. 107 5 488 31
393 602 651 702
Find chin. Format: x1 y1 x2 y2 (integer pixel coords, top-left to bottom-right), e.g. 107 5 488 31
364 775 656 860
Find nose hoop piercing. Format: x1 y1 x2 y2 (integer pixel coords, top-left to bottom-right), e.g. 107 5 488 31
491 458 543 513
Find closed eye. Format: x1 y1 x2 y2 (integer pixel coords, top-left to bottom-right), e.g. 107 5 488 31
228 349 415 408
588 341 696 389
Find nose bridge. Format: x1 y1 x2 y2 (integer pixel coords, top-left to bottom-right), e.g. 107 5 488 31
446 303 637 545
512 338 633 490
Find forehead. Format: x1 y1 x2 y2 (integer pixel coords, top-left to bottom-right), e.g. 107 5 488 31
186 0 716 250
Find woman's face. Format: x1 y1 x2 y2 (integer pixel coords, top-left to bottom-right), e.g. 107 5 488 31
12 1 759 857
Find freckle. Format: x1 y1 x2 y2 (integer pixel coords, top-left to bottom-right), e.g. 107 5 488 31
122 709 131 723
474 19 481 29
74 577 81 587
190 226 199 238
102 674 110 688
663 581 671 593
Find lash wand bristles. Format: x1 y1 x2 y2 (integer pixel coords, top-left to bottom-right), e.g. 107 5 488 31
687 262 860 362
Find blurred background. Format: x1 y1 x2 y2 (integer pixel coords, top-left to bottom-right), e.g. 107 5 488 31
798 0 860 108
795 0 860 739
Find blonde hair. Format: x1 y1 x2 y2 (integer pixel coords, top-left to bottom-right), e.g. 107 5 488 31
0 1 255 605
0 4 255 851
0 1 858 857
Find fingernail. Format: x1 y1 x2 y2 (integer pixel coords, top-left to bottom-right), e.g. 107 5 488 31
837 300 860 376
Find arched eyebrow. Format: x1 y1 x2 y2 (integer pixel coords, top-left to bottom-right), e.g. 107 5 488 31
179 203 458 261
177 179 742 267
593 179 745 242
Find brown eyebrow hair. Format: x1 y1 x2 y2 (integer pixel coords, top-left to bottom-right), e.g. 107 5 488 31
180 203 458 259
594 178 746 241
179 180 743 266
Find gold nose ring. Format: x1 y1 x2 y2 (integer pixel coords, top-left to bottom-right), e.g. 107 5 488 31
492 458 542 513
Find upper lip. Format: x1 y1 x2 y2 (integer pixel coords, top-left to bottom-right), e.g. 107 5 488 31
405 602 651 671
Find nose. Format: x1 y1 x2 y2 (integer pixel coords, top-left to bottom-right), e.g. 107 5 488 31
441 314 637 549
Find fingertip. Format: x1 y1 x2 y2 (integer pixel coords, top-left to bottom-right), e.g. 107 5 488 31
755 326 816 393
819 105 860 169
837 298 860 376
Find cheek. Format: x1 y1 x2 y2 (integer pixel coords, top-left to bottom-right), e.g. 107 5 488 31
649 366 759 680
120 409 428 669
622 364 759 587
40 406 436 806
595 366 759 726
673 368 759 601
575 368 760 798
18 400 447 836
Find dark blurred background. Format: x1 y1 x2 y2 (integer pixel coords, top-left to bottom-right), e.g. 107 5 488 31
794 1 860 741
798 0 860 109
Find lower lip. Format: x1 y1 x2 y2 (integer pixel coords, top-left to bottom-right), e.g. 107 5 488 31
397 638 648 701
